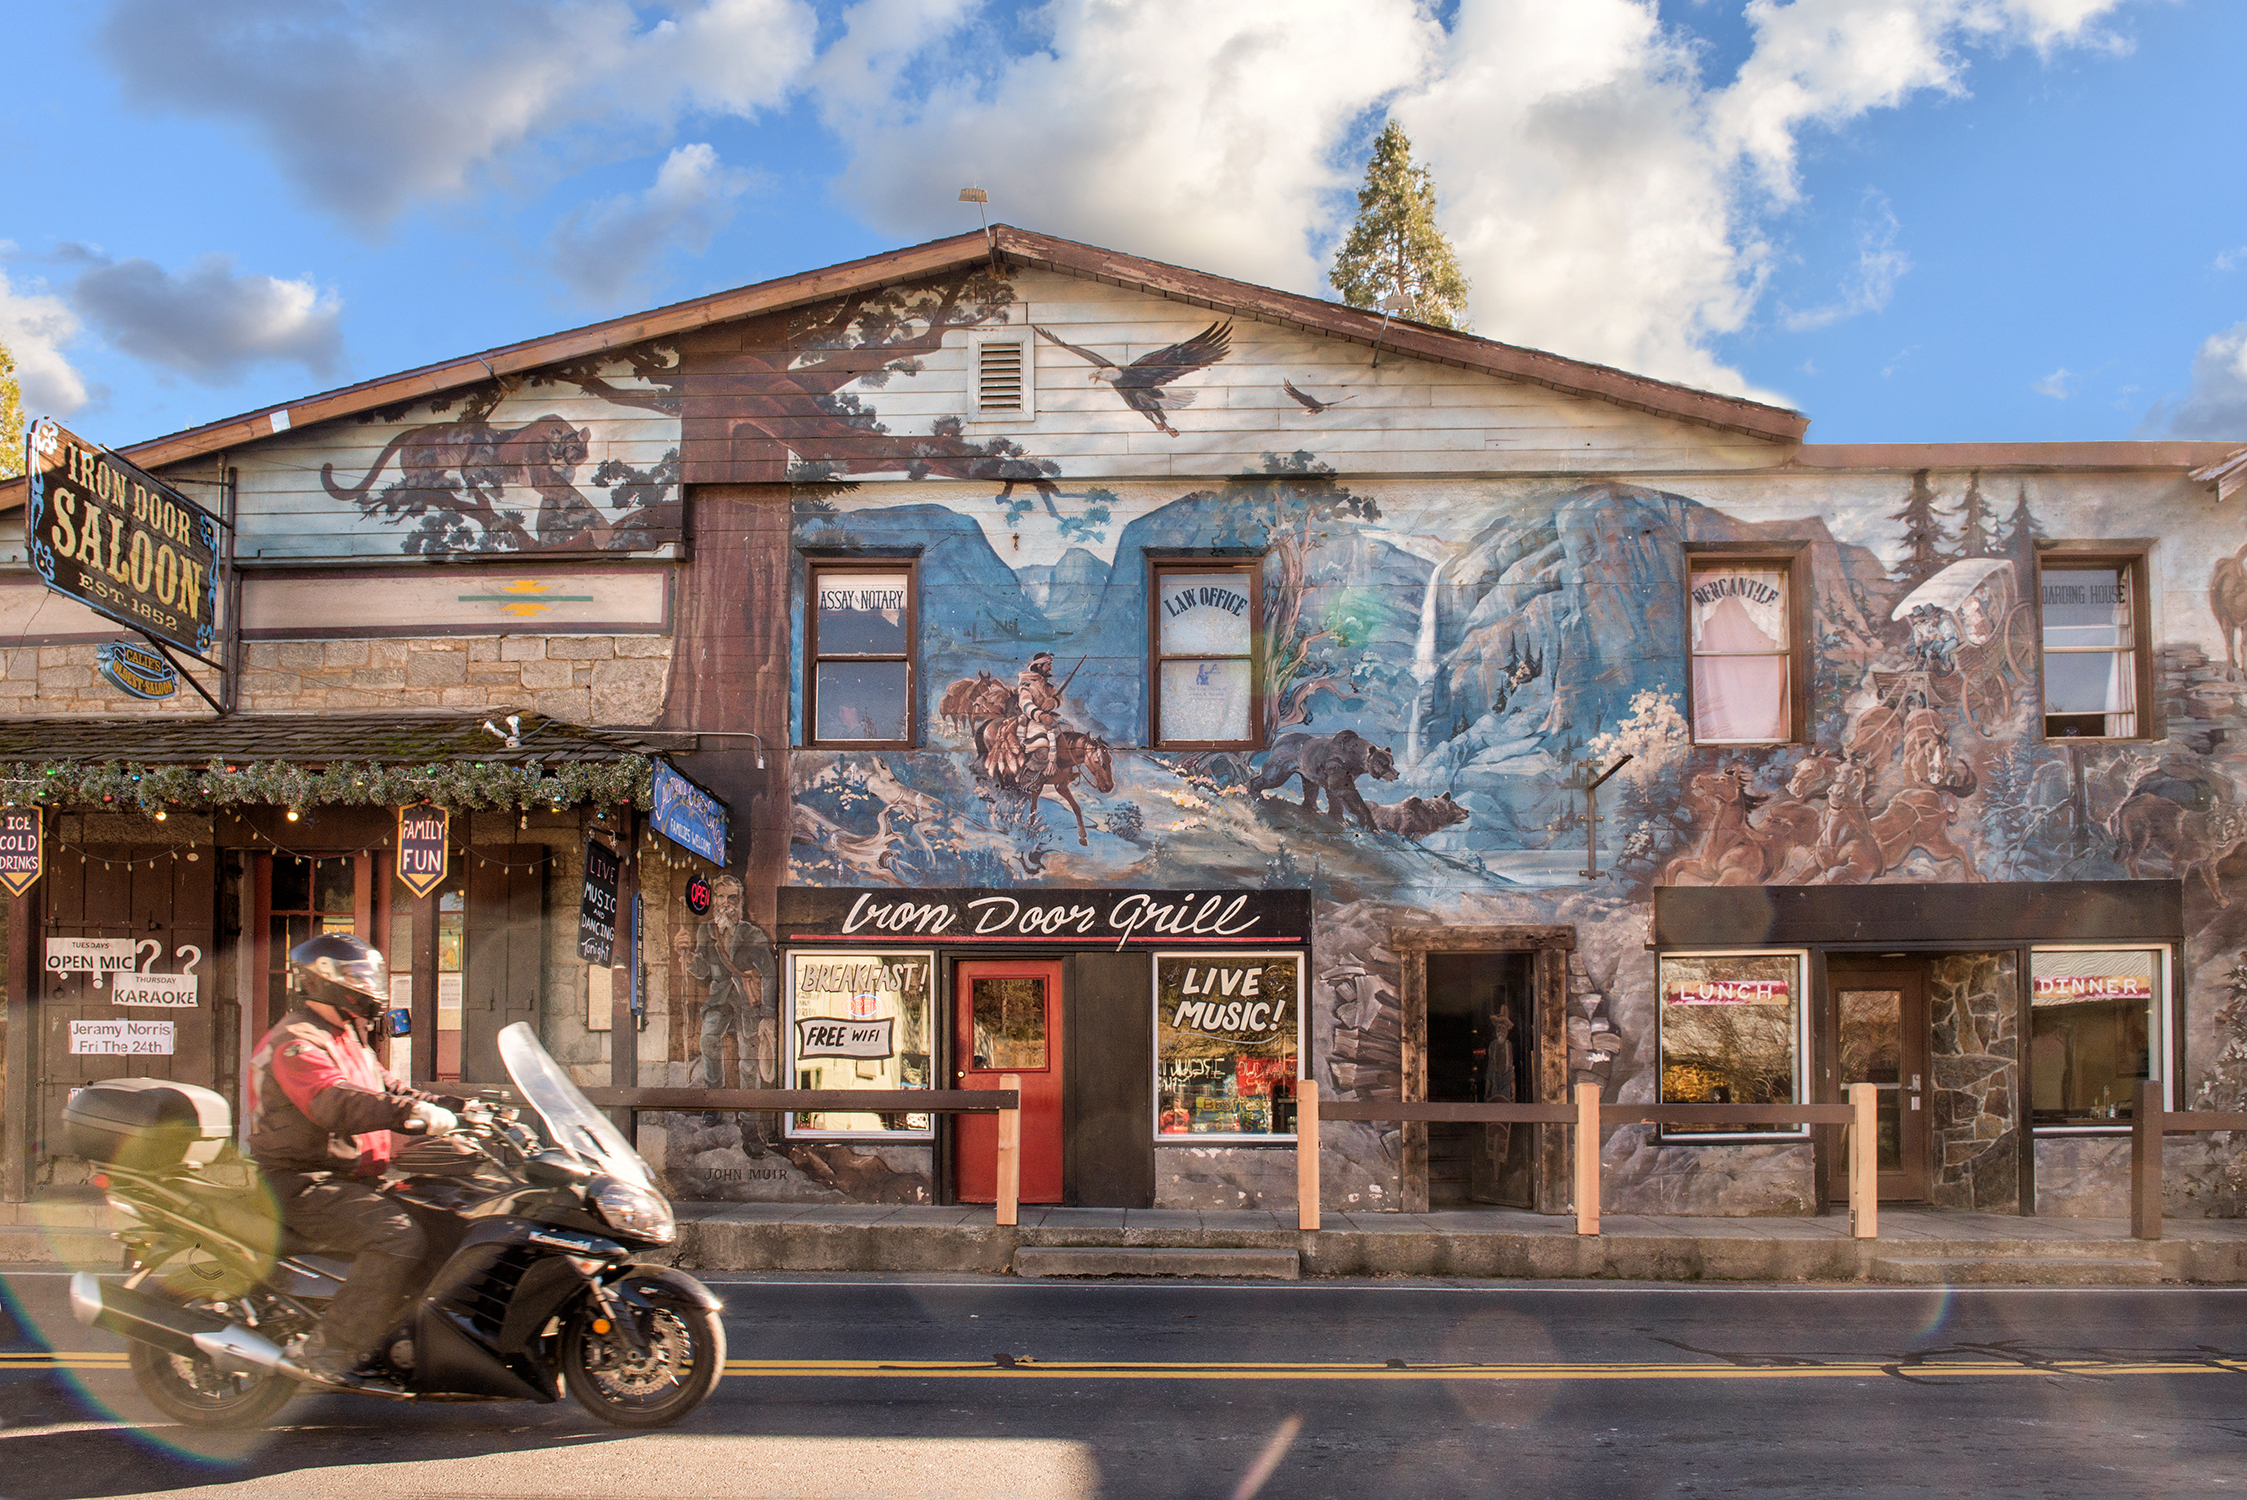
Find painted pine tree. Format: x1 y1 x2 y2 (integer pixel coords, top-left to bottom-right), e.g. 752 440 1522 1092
1954 471 1995 558
1888 469 1952 589
1330 121 1471 331
1997 482 2048 559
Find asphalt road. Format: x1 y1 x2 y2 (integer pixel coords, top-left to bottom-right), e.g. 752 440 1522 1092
5 1267 2247 1499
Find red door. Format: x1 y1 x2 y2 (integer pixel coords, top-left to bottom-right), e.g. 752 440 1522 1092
954 960 1063 1204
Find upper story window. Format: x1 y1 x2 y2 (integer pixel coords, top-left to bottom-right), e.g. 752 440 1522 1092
1687 556 1799 744
807 561 914 748
2039 553 2148 740
1150 560 1261 749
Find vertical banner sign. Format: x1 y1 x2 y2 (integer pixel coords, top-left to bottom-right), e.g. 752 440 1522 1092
578 839 619 964
649 759 728 865
0 807 42 898
395 805 450 900
24 419 223 659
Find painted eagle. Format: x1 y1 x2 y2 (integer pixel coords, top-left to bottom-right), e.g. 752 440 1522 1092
1032 320 1233 436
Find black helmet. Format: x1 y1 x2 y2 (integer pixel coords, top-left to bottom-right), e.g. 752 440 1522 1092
288 933 389 1023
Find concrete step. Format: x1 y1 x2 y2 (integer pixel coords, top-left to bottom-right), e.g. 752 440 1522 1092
1013 1246 1300 1280
1872 1254 2162 1286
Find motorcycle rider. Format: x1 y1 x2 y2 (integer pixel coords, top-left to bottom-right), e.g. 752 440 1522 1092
246 933 462 1383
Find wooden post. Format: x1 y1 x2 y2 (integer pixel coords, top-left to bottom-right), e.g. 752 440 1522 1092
1296 1079 1320 1232
995 1073 1021 1229
4 889 34 1204
2132 1078 2163 1241
1574 1081 1600 1236
1848 1083 1878 1240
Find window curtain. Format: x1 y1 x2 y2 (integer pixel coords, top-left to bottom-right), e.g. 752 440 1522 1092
1691 596 1787 742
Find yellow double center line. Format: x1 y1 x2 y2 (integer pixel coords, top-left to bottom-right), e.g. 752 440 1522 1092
13 1352 2244 1384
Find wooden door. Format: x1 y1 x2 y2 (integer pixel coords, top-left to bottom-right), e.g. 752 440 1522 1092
461 849 543 1086
1831 961 1932 1201
39 846 216 1157
954 960 1063 1204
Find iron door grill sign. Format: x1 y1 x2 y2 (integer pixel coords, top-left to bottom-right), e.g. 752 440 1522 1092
25 419 222 659
578 838 620 965
650 758 728 865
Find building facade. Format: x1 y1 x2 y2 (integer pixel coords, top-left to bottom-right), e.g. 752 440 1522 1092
4 227 2243 1221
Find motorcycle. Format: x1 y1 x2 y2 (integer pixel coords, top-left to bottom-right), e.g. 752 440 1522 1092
66 1021 723 1430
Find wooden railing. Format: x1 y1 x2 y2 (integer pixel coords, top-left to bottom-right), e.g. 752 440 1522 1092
2129 1079 2247 1241
501 1081 1026 1226
1297 1081 1881 1239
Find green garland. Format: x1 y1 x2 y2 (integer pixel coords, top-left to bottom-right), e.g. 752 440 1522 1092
0 756 655 816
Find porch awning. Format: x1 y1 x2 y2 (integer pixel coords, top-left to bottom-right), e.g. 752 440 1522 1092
0 713 693 766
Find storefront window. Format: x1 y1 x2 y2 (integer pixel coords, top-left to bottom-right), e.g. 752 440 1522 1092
784 950 933 1138
1153 952 1301 1140
2031 947 2164 1126
1656 950 1806 1138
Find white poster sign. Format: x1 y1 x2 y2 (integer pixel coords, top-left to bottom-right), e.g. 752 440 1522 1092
111 971 200 1008
70 1018 174 1055
45 937 139 988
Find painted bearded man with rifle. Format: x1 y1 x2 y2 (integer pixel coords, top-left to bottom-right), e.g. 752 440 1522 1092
672 873 778 1147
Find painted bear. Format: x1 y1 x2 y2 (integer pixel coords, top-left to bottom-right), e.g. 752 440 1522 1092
1369 793 1471 841
1248 730 1400 829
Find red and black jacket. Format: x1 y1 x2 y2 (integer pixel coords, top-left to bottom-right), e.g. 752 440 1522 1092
247 1006 443 1175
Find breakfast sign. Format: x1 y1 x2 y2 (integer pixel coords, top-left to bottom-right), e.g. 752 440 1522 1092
24 419 222 659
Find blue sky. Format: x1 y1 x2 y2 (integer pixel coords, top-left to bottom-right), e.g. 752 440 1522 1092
2 0 2242 451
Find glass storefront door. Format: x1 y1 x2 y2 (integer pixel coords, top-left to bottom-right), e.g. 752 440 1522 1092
1830 960 1931 1201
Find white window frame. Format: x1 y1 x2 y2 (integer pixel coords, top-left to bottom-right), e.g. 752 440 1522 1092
967 327 1036 421
1150 949 1305 1145
1654 947 1812 1143
781 948 937 1141
2029 943 2172 1135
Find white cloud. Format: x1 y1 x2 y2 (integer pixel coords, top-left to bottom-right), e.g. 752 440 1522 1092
97 0 817 232
0 267 89 416
820 0 1442 298
2147 321 2247 439
2216 246 2247 273
1781 192 1911 331
64 251 344 386
2034 366 2074 398
549 144 759 305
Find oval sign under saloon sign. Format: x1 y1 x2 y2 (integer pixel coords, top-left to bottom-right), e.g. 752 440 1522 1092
95 641 178 701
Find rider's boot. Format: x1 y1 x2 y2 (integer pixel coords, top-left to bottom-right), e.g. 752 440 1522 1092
290 1250 420 1385
1016 744 1051 794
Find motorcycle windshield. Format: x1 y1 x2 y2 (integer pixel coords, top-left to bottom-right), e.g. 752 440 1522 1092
497 1021 657 1191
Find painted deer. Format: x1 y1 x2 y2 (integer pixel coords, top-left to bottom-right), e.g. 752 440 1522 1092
2212 542 2247 675
2113 795 2247 905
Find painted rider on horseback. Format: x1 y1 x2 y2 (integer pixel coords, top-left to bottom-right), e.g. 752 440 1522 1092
1015 651 1062 792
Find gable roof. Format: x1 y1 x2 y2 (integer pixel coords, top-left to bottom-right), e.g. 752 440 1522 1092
0 226 1810 515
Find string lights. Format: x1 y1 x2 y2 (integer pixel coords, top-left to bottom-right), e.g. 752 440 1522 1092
0 754 654 818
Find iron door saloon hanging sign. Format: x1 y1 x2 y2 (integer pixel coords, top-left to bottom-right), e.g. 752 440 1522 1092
24 419 222 659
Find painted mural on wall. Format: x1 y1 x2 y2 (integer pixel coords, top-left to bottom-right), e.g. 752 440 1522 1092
230 352 685 559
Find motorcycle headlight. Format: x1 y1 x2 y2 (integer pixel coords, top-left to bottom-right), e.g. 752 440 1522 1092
589 1177 675 1245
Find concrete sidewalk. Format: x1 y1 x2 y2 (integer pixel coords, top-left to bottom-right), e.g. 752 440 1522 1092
666 1202 2247 1285
15 1189 2247 1283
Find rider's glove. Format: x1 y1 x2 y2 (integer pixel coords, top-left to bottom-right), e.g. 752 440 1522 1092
407 1101 459 1137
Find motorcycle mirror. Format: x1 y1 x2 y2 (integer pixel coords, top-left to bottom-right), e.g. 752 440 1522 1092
525 1152 594 1188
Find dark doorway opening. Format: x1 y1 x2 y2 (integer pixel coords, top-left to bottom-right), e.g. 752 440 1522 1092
1426 951 1534 1207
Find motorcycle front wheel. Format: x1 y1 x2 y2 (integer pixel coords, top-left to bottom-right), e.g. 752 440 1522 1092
127 1337 296 1429
560 1285 724 1428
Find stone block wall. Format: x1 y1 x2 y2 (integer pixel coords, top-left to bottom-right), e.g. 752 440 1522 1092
11 635 674 724
1927 951 2020 1211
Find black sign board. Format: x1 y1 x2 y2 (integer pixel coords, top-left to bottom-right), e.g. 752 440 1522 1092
395 805 450 900
777 887 1311 949
0 807 41 898
578 839 620 965
24 419 222 660
685 871 713 916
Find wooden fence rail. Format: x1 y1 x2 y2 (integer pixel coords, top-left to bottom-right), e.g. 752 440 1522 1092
489 1084 1024 1227
2130 1079 2247 1241
1297 1082 1880 1240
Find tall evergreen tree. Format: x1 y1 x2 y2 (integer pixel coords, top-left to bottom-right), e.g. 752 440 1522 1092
0 337 21 481
1997 482 2047 559
1954 470 1995 558
1330 120 1471 332
1888 469 1952 588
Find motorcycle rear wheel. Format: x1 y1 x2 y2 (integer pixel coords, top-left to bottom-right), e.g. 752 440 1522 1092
560 1287 724 1428
127 1337 297 1429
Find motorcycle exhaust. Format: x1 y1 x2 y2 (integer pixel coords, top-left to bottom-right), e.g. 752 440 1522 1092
70 1272 289 1375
